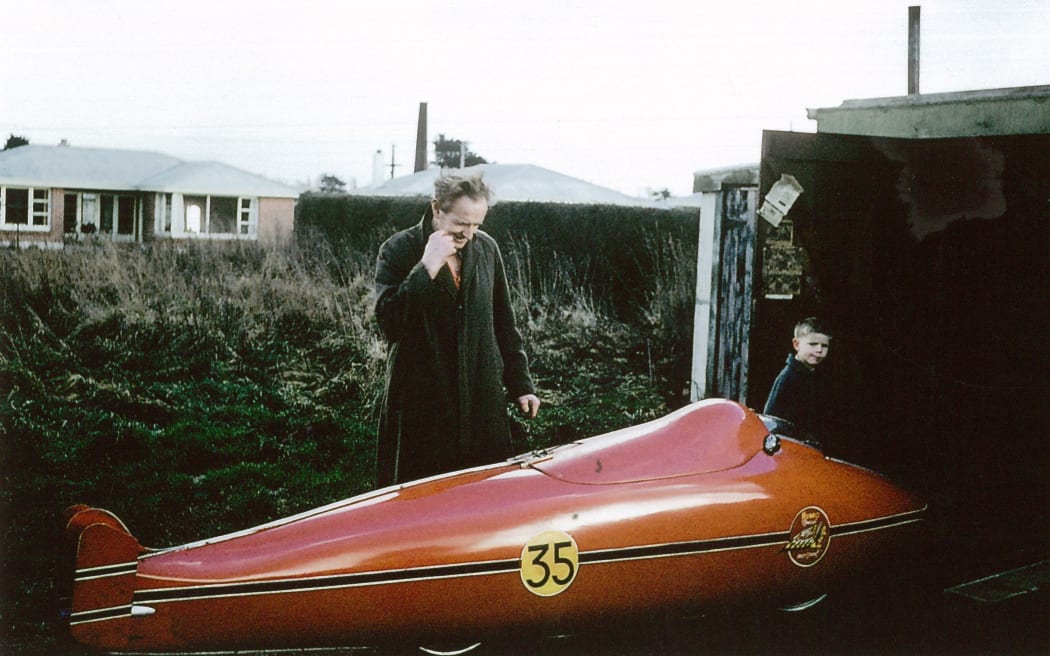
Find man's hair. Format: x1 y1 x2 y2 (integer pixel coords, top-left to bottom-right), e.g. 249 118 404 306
433 170 492 212
794 316 831 338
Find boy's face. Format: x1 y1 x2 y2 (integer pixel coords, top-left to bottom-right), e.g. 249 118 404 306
792 331 831 369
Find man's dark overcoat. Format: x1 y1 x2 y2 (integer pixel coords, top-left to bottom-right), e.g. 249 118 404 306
374 211 535 487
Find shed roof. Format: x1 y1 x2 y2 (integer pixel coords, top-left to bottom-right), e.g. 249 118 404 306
0 145 300 198
805 84 1050 139
808 84 1050 115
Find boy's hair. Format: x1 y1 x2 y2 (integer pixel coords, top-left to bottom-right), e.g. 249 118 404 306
793 317 831 338
433 170 492 212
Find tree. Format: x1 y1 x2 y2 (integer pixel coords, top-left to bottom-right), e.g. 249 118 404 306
4 134 29 150
318 173 347 194
433 134 488 168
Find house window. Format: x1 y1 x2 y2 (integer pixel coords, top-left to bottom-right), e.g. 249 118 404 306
81 194 98 233
33 189 50 225
185 195 205 233
238 198 257 235
117 196 135 237
99 194 115 233
181 195 257 237
155 193 173 234
209 197 237 234
1 186 50 230
64 193 79 233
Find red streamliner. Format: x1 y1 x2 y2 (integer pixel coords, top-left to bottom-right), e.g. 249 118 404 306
63 399 925 653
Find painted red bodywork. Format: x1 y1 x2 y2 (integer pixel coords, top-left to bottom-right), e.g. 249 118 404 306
65 399 925 652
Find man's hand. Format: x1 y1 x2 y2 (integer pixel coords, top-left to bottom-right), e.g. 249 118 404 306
421 230 459 278
516 394 541 419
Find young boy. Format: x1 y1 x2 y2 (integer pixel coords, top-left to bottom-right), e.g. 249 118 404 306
763 317 832 442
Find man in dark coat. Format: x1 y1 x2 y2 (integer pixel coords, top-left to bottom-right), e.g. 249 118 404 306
374 171 540 487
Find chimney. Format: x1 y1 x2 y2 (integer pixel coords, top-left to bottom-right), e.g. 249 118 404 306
414 102 428 172
372 149 385 186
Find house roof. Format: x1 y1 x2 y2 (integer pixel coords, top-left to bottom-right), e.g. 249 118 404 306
138 161 300 197
0 145 300 198
357 163 659 207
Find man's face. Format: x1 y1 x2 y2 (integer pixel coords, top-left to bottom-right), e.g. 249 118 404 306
432 195 488 250
793 332 831 369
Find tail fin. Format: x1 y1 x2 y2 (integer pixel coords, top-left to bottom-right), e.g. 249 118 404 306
62 506 143 652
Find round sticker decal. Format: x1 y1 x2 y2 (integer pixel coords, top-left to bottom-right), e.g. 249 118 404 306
784 506 831 567
520 530 579 597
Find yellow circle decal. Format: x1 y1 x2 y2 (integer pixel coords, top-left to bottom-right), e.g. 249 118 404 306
520 530 579 597
784 506 831 567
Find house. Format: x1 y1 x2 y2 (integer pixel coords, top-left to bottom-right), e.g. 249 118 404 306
0 144 300 248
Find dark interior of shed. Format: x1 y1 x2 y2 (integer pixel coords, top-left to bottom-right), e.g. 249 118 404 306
752 131 1050 582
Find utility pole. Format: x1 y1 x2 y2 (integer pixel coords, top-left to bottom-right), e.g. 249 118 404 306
908 6 921 95
389 144 401 179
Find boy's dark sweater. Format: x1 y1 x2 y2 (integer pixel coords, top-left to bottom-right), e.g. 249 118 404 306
763 354 827 442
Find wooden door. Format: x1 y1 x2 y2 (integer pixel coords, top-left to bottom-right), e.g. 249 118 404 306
705 186 757 404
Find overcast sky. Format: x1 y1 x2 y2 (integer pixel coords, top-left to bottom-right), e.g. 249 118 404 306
3 0 1047 196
